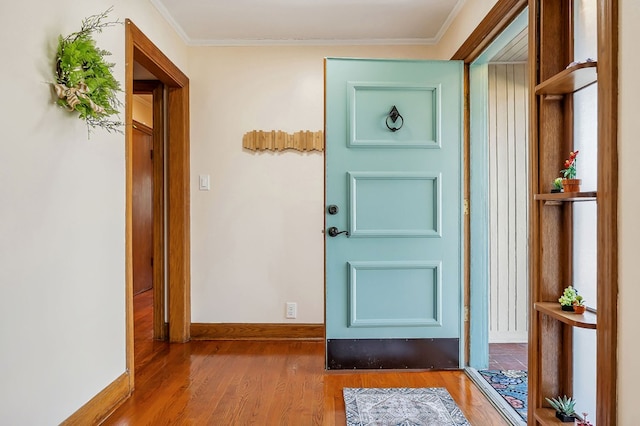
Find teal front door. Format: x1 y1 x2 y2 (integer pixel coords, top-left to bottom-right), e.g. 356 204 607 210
325 58 463 369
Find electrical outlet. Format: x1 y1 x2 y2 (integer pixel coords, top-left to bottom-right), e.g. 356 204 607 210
286 302 297 319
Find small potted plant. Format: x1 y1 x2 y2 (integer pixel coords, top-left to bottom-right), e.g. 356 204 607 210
576 412 593 426
558 286 578 311
545 395 577 422
560 150 580 192
552 177 564 193
573 294 586 314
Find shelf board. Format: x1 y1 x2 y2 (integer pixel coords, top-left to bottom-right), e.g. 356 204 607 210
535 61 598 95
534 408 572 425
534 191 597 203
534 302 597 329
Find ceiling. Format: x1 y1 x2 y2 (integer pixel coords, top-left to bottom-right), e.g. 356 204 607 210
489 27 528 63
150 0 466 46
135 0 526 79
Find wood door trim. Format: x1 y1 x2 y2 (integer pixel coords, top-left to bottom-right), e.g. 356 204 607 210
451 0 528 368
133 82 167 341
125 19 191 396
596 0 618 423
451 0 528 63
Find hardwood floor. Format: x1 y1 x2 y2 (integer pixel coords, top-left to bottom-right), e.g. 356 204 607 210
103 291 508 425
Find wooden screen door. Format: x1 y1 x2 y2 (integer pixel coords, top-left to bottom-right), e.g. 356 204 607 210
325 58 463 369
132 120 154 295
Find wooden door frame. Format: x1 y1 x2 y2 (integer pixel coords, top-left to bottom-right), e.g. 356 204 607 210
133 81 167 340
450 0 528 367
125 19 191 389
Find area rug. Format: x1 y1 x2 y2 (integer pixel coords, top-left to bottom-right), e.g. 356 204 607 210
343 387 471 426
465 369 527 425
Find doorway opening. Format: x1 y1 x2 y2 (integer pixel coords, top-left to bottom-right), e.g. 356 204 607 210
125 20 191 388
465 7 529 425
132 80 165 346
484 21 529 371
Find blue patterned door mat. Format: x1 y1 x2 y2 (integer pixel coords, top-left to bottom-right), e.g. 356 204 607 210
465 368 527 425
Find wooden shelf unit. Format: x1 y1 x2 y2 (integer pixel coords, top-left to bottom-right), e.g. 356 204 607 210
535 61 598 95
534 302 597 329
534 408 572 426
534 191 597 202
527 0 618 424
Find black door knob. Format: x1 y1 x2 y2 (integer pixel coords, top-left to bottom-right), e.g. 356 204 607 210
327 227 349 237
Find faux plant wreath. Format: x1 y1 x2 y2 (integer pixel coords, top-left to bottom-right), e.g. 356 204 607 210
53 7 123 134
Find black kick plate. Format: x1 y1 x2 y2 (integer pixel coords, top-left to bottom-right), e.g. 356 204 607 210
326 338 459 370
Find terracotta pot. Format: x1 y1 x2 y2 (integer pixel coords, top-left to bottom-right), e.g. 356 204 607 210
574 305 586 314
562 178 581 193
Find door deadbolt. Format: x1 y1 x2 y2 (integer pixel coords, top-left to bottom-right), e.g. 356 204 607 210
327 205 339 215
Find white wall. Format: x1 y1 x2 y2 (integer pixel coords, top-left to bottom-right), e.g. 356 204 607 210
618 0 640 424
435 0 500 58
188 45 436 323
186 0 501 325
0 0 187 423
572 0 598 417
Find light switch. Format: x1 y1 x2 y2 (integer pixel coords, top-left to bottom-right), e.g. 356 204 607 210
199 174 210 191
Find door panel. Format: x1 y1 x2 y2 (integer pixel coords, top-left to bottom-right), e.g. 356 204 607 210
325 58 463 369
347 261 441 327
132 121 154 295
349 172 440 237
348 83 440 147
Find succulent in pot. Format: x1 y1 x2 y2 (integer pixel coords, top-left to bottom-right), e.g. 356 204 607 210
545 395 577 422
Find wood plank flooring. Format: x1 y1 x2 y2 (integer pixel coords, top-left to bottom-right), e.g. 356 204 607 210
103 291 508 425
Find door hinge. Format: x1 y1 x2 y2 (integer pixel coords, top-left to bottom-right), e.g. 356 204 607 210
463 199 469 216
151 257 153 267
150 149 154 160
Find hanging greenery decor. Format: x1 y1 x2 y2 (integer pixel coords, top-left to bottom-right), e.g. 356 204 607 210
53 7 123 134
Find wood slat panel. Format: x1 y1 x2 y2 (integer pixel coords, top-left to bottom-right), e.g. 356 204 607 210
488 63 529 343
243 130 324 152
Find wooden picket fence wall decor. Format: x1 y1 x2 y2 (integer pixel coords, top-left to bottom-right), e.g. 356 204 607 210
243 130 324 152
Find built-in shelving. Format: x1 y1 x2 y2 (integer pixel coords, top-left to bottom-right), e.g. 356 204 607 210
534 302 597 329
529 1 616 423
535 61 598 95
534 408 571 425
534 191 597 204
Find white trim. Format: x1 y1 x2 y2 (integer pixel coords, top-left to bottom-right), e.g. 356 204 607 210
148 0 445 46
149 0 191 44
187 38 438 47
432 0 468 44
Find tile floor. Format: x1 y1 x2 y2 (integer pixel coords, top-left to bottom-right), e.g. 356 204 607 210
488 343 528 370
